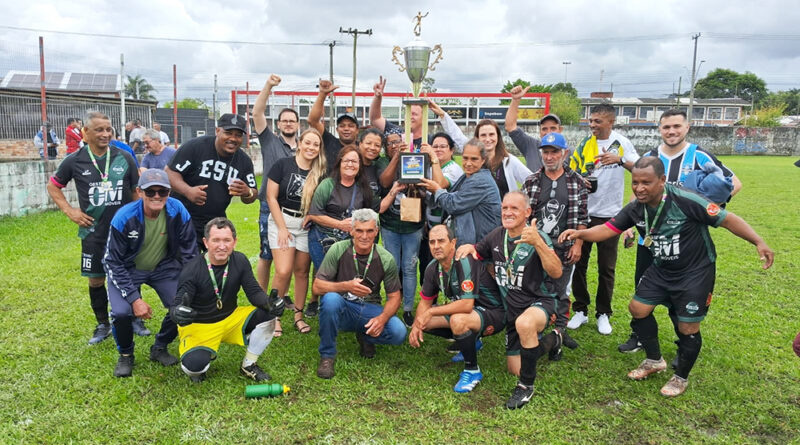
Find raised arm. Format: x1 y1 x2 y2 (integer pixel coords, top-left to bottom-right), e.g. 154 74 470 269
429 100 468 150
308 80 338 134
253 74 281 135
369 76 387 132
504 85 529 133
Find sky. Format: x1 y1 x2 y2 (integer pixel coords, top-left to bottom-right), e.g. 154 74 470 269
1 0 799 110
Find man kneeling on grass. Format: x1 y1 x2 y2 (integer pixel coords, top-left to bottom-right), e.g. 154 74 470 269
456 191 564 409
560 156 774 396
170 217 285 382
313 208 407 379
409 224 506 393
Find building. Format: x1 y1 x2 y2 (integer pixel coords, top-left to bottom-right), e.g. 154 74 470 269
580 92 750 126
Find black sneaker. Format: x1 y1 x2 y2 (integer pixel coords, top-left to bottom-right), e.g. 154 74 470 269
548 330 563 362
505 383 535 409
149 345 179 366
305 300 319 317
132 318 151 336
88 323 112 345
114 354 134 378
240 363 271 382
189 372 206 383
403 311 414 327
356 332 376 359
561 330 579 350
283 295 295 311
618 333 642 353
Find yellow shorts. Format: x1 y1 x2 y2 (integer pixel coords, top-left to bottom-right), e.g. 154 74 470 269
178 306 258 358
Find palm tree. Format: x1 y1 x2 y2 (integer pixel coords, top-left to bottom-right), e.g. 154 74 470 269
124 75 157 101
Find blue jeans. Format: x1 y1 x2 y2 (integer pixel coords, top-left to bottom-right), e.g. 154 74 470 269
258 200 273 260
380 228 423 312
318 292 407 358
308 225 330 271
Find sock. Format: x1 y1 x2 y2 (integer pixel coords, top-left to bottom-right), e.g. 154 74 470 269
425 328 454 340
631 314 661 361
675 331 702 379
89 285 109 325
243 319 276 367
454 330 479 371
668 307 681 344
519 344 543 387
111 316 134 355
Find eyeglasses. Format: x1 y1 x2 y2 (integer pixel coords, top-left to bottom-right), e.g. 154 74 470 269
550 181 557 199
387 140 403 147
341 159 360 164
431 144 450 149
143 188 170 197
279 120 298 124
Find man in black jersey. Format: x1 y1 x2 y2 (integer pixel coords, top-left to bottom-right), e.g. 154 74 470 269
561 157 773 397
171 218 285 383
457 191 563 409
166 114 258 249
47 111 139 345
411 225 506 393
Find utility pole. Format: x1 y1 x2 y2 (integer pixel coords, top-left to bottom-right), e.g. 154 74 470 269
120 54 126 137
676 76 682 105
328 41 336 131
339 27 372 119
562 61 571 83
213 74 218 127
38 36 47 159
688 33 701 122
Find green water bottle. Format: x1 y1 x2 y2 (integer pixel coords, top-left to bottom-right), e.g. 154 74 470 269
245 383 291 398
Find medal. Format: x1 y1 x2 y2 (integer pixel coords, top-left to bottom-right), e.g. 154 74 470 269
643 193 667 250
204 254 229 311
102 181 112 192
216 299 223 310
643 236 653 247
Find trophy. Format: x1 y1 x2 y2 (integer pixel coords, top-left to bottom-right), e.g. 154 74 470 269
391 11 443 183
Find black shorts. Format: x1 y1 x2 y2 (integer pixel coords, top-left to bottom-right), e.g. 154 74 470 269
504 297 558 356
634 263 715 323
81 238 106 278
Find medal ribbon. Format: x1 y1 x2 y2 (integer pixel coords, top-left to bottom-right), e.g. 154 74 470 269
503 228 526 279
204 254 229 310
353 243 375 280
643 193 668 237
86 146 110 183
438 256 455 299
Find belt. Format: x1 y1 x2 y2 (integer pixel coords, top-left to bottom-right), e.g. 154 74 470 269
282 208 303 218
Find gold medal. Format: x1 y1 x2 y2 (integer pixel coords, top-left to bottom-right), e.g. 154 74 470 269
643 236 653 247
216 299 223 310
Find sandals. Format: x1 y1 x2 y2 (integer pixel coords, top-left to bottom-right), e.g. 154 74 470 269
294 308 311 334
274 319 283 338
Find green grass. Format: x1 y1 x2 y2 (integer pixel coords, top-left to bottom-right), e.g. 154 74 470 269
1 155 798 443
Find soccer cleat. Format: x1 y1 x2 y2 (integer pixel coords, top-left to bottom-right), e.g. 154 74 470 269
304 300 319 317
132 318 151 336
618 333 642 353
505 383 535 409
451 339 483 362
149 345 179 366
597 314 613 335
627 358 667 380
561 330 579 350
453 370 483 393
88 323 112 345
240 363 271 382
660 375 689 397
356 332 376 359
316 357 336 379
114 354 134 378
403 311 415 327
566 311 588 330
548 330 563 361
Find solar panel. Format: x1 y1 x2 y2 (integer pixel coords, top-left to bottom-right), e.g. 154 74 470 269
3 71 119 92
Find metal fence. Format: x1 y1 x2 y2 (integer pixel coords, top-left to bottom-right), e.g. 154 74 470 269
0 89 155 140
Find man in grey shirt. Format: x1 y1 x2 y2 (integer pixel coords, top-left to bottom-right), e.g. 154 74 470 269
252 74 299 310
504 85 564 171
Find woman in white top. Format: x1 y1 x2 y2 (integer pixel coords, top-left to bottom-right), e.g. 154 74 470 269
429 101 531 198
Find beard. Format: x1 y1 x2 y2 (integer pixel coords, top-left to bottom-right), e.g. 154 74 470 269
280 130 296 139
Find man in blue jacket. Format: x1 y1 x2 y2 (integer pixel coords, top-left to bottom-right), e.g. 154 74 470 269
104 169 198 377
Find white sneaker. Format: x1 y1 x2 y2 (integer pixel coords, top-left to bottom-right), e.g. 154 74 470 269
566 311 588 330
597 314 612 335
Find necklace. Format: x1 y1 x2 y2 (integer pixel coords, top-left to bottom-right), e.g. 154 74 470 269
204 254 229 310
86 146 111 191
353 243 375 281
438 256 455 298
643 193 667 247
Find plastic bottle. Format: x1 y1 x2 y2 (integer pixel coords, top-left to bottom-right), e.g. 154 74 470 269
245 383 291 398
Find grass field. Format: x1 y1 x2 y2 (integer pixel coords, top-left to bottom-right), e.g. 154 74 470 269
1 155 798 444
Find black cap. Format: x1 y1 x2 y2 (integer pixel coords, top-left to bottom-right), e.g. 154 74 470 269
217 113 247 133
336 112 358 125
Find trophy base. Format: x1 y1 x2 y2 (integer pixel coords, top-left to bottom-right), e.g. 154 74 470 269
402 98 429 106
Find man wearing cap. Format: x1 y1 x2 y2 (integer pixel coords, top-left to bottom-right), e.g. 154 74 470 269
521 132 588 353
252 74 299 294
47 111 139 345
308 79 356 170
35 123 60 160
166 114 258 249
505 85 565 171
369 76 425 151
103 169 198 377
140 129 177 173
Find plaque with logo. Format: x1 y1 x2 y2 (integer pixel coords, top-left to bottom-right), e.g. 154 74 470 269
399 152 429 184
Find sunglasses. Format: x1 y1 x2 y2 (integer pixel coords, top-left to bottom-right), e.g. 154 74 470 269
143 188 170 197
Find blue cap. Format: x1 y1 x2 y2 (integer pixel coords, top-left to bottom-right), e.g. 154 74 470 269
540 132 568 150
138 168 171 189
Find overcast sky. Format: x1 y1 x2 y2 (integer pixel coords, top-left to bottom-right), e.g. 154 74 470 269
1 0 798 109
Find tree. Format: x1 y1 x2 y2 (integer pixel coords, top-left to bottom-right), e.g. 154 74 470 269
500 79 551 105
421 77 437 94
693 69 768 104
124 74 157 101
741 104 785 127
550 82 578 97
163 98 209 110
761 89 800 115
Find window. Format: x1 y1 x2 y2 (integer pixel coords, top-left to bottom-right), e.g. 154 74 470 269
724 107 740 121
622 106 637 118
639 106 654 120
707 107 722 120
581 106 588 119
692 107 705 120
